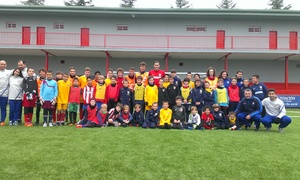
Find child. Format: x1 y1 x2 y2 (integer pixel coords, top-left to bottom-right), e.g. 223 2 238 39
163 74 170 88
116 68 125 90
212 104 227 129
159 101 172 129
188 79 203 113
36 68 46 125
95 75 106 111
83 76 96 119
22 68 38 126
187 106 202 130
240 79 249 99
181 78 191 119
56 73 71 125
68 78 81 125
79 67 91 120
97 104 108 127
228 77 240 112
106 75 119 111
76 99 102 128
40 70 58 127
214 79 229 115
228 111 238 130
119 80 133 110
185 72 195 89
144 76 158 113
158 78 169 111
172 96 186 130
203 81 215 108
167 75 180 109
105 68 113 86
142 102 159 128
105 103 122 127
133 76 145 113
131 104 145 127
125 67 136 91
201 106 215 130
119 105 133 127
8 68 23 126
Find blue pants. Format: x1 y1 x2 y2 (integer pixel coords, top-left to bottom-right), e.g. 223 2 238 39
142 121 156 128
9 100 22 123
261 115 292 129
96 101 103 111
0 97 8 122
237 112 261 128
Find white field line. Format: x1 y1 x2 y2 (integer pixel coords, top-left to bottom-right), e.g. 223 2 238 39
288 111 300 114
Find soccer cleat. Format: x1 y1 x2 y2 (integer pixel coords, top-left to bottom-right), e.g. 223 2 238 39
34 122 39 126
27 123 33 127
13 121 18 126
24 123 28 127
43 123 47 127
9 121 12 126
0 122 5 126
61 121 65 126
266 127 272 131
76 125 82 128
278 127 284 133
49 122 53 127
69 123 73 126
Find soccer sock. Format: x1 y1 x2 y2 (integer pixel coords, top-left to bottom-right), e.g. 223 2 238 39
29 113 33 123
57 112 61 122
69 112 73 123
24 114 28 123
79 107 83 120
52 110 56 123
43 109 48 123
61 113 65 122
49 115 53 123
74 112 77 123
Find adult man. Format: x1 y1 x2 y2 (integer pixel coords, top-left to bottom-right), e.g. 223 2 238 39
235 70 244 88
171 69 182 89
235 89 262 131
149 61 165 87
18 60 31 78
68 67 79 84
250 74 268 101
0 60 13 125
261 88 292 133
135 62 148 87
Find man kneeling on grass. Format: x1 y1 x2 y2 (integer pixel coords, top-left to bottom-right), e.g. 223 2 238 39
261 88 292 133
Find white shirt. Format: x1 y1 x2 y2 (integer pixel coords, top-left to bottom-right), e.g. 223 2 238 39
0 69 13 97
8 76 23 100
262 97 286 118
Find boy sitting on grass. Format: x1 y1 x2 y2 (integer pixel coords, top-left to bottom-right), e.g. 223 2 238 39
143 102 159 128
97 104 108 127
76 99 102 128
119 105 133 127
212 104 227 129
105 103 122 127
172 96 186 130
131 104 144 127
201 106 215 130
228 111 239 130
187 106 202 130
159 101 172 129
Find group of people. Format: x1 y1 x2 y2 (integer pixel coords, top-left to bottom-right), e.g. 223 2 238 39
0 60 292 132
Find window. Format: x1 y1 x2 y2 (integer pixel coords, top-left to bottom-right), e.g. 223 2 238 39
248 26 261 33
53 22 64 29
6 22 16 29
116 25 128 31
186 25 206 32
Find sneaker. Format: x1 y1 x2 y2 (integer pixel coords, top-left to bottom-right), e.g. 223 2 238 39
76 125 82 128
61 121 65 126
27 123 33 127
34 122 39 126
9 121 12 126
24 122 28 127
266 127 272 131
43 123 47 127
278 127 284 133
13 121 18 126
0 122 5 126
49 122 53 127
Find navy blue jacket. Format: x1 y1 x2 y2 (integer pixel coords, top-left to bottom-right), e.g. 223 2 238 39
188 86 204 105
212 110 227 123
235 96 262 118
119 87 133 106
239 86 249 99
222 78 231 89
203 89 215 107
173 76 182 89
250 82 268 101
146 109 159 123
167 84 181 105
132 110 144 123
236 77 244 88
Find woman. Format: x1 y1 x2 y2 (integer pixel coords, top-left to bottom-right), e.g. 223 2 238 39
205 67 218 90
8 68 23 126
218 70 231 88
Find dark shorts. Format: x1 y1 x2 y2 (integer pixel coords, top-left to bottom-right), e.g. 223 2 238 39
42 101 55 109
22 94 36 107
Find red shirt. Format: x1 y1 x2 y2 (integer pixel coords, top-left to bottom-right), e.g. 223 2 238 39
87 106 98 124
69 86 81 104
149 69 165 87
106 84 119 102
116 77 124 90
228 84 240 102
201 112 214 129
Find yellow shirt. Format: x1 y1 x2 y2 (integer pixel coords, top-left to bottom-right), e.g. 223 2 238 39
79 75 88 89
188 81 195 89
159 108 172 125
57 80 71 104
105 78 111 86
181 87 192 103
134 84 145 101
135 72 148 87
205 77 218 90
95 83 106 102
163 82 170 89
144 85 158 110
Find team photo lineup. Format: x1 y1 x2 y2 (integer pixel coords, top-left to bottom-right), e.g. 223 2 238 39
0 59 292 132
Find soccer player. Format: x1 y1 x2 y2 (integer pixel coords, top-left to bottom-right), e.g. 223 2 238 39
228 77 240 112
56 73 71 125
135 62 148 87
218 70 231 89
163 74 170 88
159 101 172 129
95 75 106 111
68 78 81 125
235 70 244 88
158 78 169 111
188 79 203 113
144 76 158 112
76 99 101 128
250 74 268 101
105 68 113 86
106 75 119 110
261 88 292 133
133 76 145 113
125 67 136 91
36 68 47 125
105 103 122 127
203 81 215 108
83 76 96 119
187 106 202 130
214 79 229 115
201 106 215 130
172 96 186 130
212 104 227 129
119 105 133 127
167 75 181 109
131 104 145 127
142 102 159 128
79 67 91 119
116 68 125 90
119 80 133 110
149 61 165 87
170 69 182 89
240 79 250 99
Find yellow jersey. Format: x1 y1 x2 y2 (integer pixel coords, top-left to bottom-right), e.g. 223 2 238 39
159 108 172 125
57 80 71 104
144 85 158 110
134 84 145 101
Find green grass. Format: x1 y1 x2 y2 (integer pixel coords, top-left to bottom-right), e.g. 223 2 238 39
0 110 299 180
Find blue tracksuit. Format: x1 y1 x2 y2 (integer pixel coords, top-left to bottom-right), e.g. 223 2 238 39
188 86 204 112
212 110 227 129
173 76 182 89
203 89 215 108
236 77 244 88
222 78 231 89
240 86 249 99
119 87 133 107
131 110 144 126
143 109 159 128
235 96 262 128
250 82 268 101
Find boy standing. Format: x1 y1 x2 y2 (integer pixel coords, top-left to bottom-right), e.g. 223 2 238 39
159 101 172 129
181 78 191 120
188 79 203 113
158 78 169 111
240 79 249 99
83 76 96 119
167 76 181 109
68 78 81 125
214 79 229 115
172 96 186 130
56 73 71 125
133 76 145 113
95 75 106 111
119 80 133 110
106 75 119 110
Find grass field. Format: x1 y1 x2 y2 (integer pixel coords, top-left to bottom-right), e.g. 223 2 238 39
0 109 299 180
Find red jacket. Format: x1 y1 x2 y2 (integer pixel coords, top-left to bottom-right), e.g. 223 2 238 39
116 77 124 90
87 106 99 124
228 84 240 102
149 69 165 87
69 86 81 104
201 112 214 129
106 84 119 102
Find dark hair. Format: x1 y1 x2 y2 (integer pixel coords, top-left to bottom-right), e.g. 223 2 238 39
87 76 93 80
136 75 143 80
140 62 147 66
252 74 260 79
218 70 228 79
164 74 170 78
194 73 200 78
236 70 243 74
73 77 79 82
154 61 159 64
148 76 154 81
162 101 169 105
39 68 47 73
94 71 101 75
63 73 69 76
268 88 276 93
47 70 53 74
111 75 117 79
204 106 211 112
108 68 113 73
206 67 216 77
27 68 34 72
187 72 192 75
183 78 190 82
117 68 124 73
69 67 75 71
18 60 26 65
171 69 177 73
12 68 24 78
129 67 135 71
56 71 63 75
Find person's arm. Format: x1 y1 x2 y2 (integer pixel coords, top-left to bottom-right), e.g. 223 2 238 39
128 113 133 122
196 114 201 125
263 83 268 99
146 111 150 123
118 113 125 122
97 112 103 126
249 98 262 118
234 101 242 115
167 110 172 124
144 86 148 106
214 90 218 104
277 100 287 119
22 78 27 93
54 81 58 100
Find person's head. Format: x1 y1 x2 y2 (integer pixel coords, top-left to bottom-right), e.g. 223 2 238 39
186 72 192 80
153 61 160 70
56 71 63 80
129 67 135 76
194 73 200 80
159 78 164 87
90 99 96 106
228 112 236 124
98 75 105 83
148 76 154 85
219 70 228 79
135 104 141 112
244 79 249 87
183 78 189 87
63 73 69 82
217 79 224 87
204 81 210 89
27 68 34 77
84 67 91 77
115 103 123 112
123 79 129 87
231 77 237 85
87 76 93 86
268 88 277 100
69 67 76 76
244 89 252 99
171 69 177 77
164 74 169 82
191 106 198 115
169 75 174 84
39 68 47 78
117 68 124 78
252 75 260 84
195 79 201 87
204 107 211 115
101 104 108 112
139 62 147 72
236 70 243 79
123 105 130 113
73 77 79 86
163 101 169 109
152 102 158 111
107 68 113 78
17 60 26 70
0 60 7 70
212 104 220 112
46 70 53 80
206 67 216 77
136 76 143 85
94 71 101 80
12 68 23 78
110 75 116 84
175 96 183 106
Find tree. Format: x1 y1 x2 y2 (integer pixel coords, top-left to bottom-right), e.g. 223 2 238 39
217 0 236 9
64 0 94 6
268 0 292 9
175 0 192 8
20 0 45 5
120 0 136 8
